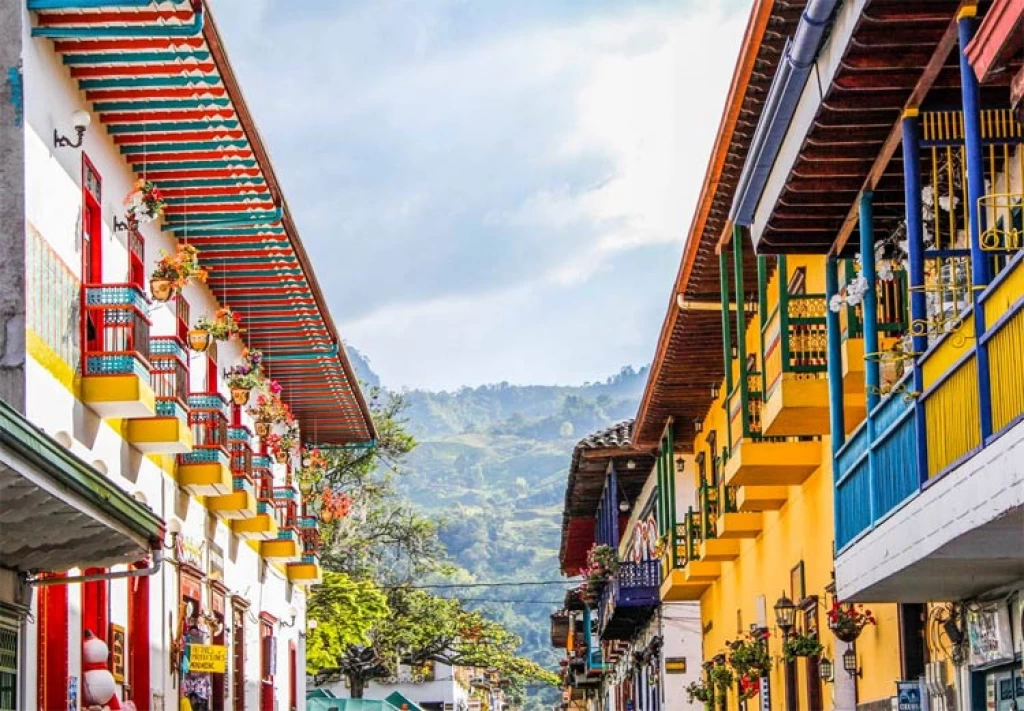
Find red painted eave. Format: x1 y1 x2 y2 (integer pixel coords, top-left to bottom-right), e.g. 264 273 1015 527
966 0 1023 81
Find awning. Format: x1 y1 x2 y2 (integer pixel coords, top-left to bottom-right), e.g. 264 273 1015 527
0 399 163 573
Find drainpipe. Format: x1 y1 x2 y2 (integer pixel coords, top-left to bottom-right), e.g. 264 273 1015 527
957 7 994 442
30 1 204 38
25 547 163 586
730 0 840 227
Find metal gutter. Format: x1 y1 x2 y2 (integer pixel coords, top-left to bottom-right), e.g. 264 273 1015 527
26 549 164 586
729 0 839 227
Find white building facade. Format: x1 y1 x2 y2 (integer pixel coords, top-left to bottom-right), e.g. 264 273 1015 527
0 3 374 711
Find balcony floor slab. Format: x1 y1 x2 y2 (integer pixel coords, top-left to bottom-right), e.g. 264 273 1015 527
724 439 821 488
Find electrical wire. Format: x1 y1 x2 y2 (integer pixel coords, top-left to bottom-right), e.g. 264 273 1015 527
382 580 579 589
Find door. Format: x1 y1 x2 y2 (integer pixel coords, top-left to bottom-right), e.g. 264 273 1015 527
82 157 103 360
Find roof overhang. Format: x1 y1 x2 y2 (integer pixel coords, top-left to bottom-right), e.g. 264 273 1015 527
633 0 805 448
0 400 163 573
28 0 375 445
746 0 1021 256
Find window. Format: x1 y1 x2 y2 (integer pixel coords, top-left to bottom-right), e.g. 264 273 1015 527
81 156 103 363
36 575 67 711
176 298 190 343
129 230 145 290
0 616 18 711
211 586 227 711
258 616 275 711
206 341 219 393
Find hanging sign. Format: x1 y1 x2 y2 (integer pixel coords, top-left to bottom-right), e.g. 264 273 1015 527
187 644 228 673
109 624 125 682
664 657 687 673
759 675 771 711
967 605 1014 667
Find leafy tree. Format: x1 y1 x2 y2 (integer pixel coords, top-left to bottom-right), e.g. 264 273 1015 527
305 572 389 671
312 586 557 698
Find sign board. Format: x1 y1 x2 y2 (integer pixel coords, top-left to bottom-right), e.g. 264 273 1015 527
109 624 125 682
896 681 922 711
968 605 1014 667
187 644 228 673
664 657 687 674
178 535 206 572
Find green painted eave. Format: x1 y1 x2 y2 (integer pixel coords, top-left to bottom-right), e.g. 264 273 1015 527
0 398 163 545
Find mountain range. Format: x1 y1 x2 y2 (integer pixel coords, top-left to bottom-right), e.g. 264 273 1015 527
346 347 649 704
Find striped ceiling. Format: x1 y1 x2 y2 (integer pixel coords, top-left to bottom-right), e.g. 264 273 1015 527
29 0 376 445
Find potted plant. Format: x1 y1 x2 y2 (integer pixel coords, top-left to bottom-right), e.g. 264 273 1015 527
738 674 760 701
247 381 289 436
726 631 771 677
195 307 244 345
580 544 620 595
782 632 824 663
269 425 299 464
224 348 264 406
125 178 166 227
709 663 733 693
150 243 208 302
827 600 876 643
188 326 212 353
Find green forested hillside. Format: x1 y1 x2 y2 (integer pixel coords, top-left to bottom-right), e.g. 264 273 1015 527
345 347 648 703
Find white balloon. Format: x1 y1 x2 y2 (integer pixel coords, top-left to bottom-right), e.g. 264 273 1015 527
83 636 108 665
84 669 116 706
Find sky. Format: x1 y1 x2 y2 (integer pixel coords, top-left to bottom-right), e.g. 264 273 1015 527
213 0 749 391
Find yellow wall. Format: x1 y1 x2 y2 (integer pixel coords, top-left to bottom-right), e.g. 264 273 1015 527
686 256 903 710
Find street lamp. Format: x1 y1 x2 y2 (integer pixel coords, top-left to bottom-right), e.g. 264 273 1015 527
773 593 796 633
818 657 833 682
694 416 704 434
842 648 861 677
54 109 91 149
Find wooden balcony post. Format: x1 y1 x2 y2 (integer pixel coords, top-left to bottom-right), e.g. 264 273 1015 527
826 258 846 458
859 193 881 414
733 225 751 437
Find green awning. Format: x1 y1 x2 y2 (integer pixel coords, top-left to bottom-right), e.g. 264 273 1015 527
384 692 425 711
0 399 164 572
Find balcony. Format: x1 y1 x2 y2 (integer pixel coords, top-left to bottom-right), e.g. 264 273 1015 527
125 337 192 453
208 476 257 520
233 499 279 540
177 393 231 496
834 252 1024 601
80 284 155 418
262 526 302 561
723 374 821 489
287 553 323 585
596 560 660 640
760 292 831 436
659 510 718 602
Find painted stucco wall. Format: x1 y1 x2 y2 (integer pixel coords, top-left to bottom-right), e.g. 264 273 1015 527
18 10 307 711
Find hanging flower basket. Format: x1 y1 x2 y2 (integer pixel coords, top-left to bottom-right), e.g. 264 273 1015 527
782 632 823 663
827 600 876 643
150 243 208 302
125 178 166 226
254 421 271 438
150 277 175 302
274 450 289 464
188 328 211 353
195 307 244 342
224 349 264 407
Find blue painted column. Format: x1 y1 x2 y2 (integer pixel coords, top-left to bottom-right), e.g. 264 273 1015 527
825 258 845 458
859 193 880 413
901 110 931 483
958 8 994 441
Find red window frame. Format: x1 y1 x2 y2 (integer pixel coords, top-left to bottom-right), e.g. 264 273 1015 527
36 574 68 711
128 566 151 711
81 155 103 365
206 341 219 393
258 614 275 711
231 601 246 711
210 584 227 711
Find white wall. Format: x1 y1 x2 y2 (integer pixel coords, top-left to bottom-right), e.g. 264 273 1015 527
20 12 307 711
660 604 702 711
325 661 468 708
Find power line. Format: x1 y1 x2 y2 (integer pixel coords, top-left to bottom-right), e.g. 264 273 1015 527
383 580 578 589
435 598 565 605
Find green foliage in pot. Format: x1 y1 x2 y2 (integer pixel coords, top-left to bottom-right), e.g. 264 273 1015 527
782 632 824 663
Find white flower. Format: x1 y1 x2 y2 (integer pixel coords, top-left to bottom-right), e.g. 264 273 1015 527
877 260 894 282
921 185 934 207
938 194 959 212
829 294 844 313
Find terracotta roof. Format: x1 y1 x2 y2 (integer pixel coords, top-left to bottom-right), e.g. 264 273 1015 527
558 420 657 575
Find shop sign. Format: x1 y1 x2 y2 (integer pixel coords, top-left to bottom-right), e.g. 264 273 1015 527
664 657 687 673
187 644 228 673
178 535 206 572
109 624 125 682
967 605 1014 667
896 681 922 711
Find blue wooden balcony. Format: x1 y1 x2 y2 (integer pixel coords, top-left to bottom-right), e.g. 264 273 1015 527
596 560 660 640
833 250 1024 600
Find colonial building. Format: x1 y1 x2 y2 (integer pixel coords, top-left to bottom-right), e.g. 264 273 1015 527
632 0 1024 709
552 421 702 711
0 2 375 710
